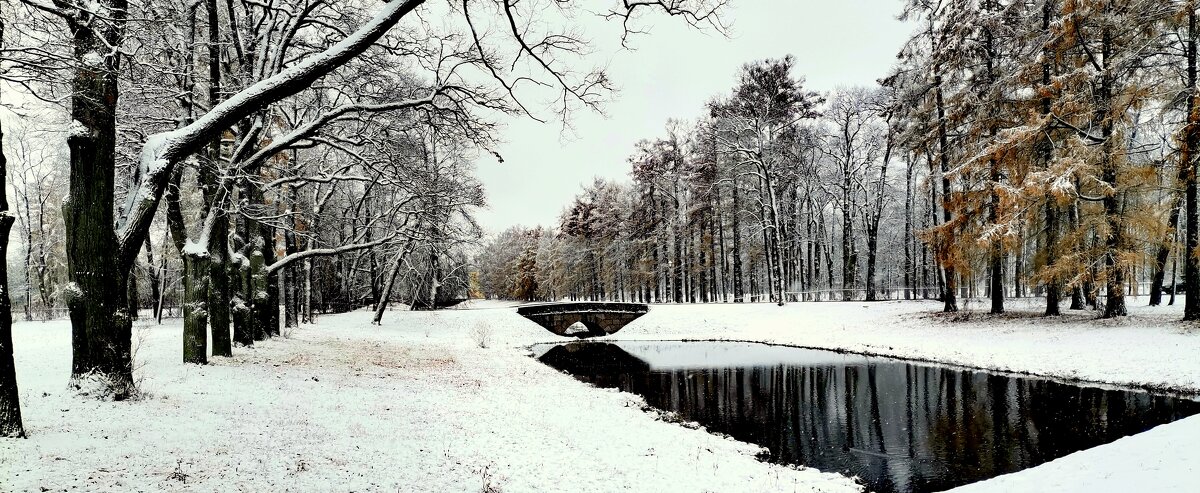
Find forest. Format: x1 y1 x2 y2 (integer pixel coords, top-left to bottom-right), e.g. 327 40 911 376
478 1 1200 323
0 0 727 438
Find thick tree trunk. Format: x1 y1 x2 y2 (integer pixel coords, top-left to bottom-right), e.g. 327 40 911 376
63 1 136 396
167 170 208 364
181 252 210 364
0 65 27 436
0 210 20 436
208 215 232 356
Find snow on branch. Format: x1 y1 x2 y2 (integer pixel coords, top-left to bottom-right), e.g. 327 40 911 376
114 0 427 269
265 234 398 275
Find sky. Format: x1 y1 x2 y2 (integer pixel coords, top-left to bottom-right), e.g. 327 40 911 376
472 0 918 234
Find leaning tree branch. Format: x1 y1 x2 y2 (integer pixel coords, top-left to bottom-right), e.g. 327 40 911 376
115 0 428 269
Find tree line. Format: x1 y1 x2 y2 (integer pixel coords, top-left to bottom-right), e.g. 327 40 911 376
478 0 1200 326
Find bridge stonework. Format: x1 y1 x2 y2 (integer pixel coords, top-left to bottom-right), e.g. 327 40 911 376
516 302 649 338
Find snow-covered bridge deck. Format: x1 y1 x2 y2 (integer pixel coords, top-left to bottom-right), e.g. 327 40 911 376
516 302 649 338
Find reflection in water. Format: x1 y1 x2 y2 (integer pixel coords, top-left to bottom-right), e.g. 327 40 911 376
535 342 1200 493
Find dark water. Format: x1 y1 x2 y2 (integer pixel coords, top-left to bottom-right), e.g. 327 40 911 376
533 341 1200 493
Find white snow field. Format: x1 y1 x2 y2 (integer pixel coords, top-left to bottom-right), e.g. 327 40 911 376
1 298 1197 492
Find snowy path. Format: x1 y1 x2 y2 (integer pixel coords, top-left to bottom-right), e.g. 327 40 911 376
2 298 1199 492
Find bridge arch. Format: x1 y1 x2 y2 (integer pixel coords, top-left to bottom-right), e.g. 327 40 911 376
516 302 649 338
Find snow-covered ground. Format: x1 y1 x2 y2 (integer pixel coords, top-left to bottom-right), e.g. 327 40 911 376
1 297 1198 492
0 304 857 492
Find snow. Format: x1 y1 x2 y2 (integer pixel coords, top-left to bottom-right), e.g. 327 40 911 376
947 414 1200 493
0 304 858 492
180 239 210 257
3 297 1199 492
69 119 89 139
614 298 1200 394
81 51 104 69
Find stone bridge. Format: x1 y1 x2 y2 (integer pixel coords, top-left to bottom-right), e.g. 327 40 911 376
516 302 649 338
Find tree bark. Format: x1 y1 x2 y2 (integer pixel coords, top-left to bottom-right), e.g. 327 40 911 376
200 0 232 356
934 75 958 313
1099 25 1127 318
373 245 415 324
1184 5 1200 321
181 252 210 364
731 179 745 302
0 47 27 435
145 237 161 320
1040 1 1061 316
62 0 136 396
166 170 207 365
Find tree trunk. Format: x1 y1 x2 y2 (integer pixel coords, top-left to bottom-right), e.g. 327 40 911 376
63 1 135 397
934 76 958 313
21 201 33 322
263 222 280 337
181 252 210 364
983 0 1004 315
208 214 232 356
249 233 269 341
166 169 208 364
842 172 854 301
156 230 168 324
283 210 299 328
731 180 745 302
0 60 27 435
1184 6 1200 321
1150 205 1182 306
373 245 415 324
145 237 161 320
232 202 253 346
304 258 314 323
1099 27 1127 319
127 271 138 322
904 155 915 300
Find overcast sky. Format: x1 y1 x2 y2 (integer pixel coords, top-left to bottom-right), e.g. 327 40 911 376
472 0 917 234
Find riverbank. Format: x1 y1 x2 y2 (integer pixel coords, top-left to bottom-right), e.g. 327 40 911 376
2 298 1197 492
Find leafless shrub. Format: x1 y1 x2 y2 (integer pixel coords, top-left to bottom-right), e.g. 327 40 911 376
470 320 493 349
